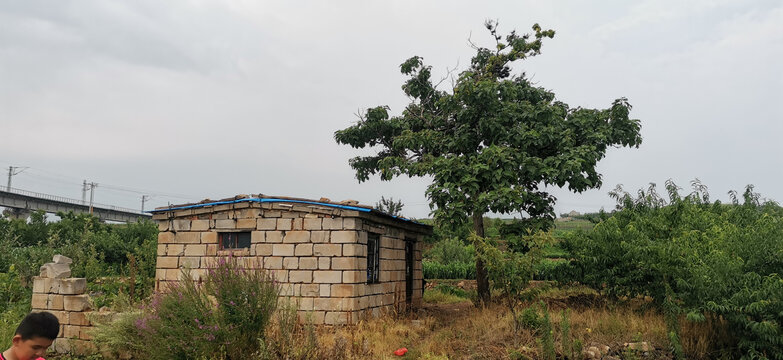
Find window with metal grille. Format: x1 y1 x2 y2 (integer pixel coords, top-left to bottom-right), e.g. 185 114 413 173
219 232 251 250
367 233 380 283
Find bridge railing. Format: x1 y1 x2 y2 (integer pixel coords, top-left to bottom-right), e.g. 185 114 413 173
4 187 146 215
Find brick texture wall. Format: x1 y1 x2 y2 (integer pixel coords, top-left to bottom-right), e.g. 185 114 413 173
153 201 426 324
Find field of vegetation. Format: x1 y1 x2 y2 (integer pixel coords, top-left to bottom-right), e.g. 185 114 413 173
0 181 781 359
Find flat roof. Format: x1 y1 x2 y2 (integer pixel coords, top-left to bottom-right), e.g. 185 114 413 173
149 194 431 228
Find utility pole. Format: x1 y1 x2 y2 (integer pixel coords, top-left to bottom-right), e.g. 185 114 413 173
6 166 28 192
88 182 98 215
82 180 88 205
141 195 150 213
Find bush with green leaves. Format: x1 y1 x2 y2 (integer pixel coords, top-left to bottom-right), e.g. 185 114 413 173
566 181 783 359
92 256 280 360
0 211 158 303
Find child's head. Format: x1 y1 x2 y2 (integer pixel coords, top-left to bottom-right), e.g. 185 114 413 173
9 311 59 360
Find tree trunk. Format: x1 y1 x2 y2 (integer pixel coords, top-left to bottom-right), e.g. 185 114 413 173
473 212 491 305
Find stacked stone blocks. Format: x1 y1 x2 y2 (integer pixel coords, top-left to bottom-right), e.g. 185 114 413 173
153 200 426 325
31 255 96 355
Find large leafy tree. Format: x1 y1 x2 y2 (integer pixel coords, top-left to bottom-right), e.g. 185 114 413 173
335 21 642 303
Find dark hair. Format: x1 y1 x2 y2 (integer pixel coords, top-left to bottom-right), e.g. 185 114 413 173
15 312 60 340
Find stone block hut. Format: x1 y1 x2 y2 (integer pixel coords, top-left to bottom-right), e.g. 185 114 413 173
150 194 431 325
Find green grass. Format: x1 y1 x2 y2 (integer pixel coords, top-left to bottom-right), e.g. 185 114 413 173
423 288 472 304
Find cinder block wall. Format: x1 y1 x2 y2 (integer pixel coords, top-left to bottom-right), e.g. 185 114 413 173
31 256 95 355
153 201 424 324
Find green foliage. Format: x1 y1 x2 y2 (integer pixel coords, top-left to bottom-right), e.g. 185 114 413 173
422 237 476 279
92 256 280 360
424 237 475 264
375 196 405 217
335 20 641 228
0 265 29 312
475 231 554 326
0 212 158 304
423 260 475 279
335 21 642 302
0 300 30 351
567 180 783 359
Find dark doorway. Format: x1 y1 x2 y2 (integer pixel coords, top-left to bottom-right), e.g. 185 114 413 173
405 238 414 305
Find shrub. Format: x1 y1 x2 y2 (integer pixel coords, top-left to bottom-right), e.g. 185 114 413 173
92 256 280 360
423 260 475 279
568 181 783 359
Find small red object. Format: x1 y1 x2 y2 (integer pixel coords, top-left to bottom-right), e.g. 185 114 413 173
36 358 45 360
394 348 408 356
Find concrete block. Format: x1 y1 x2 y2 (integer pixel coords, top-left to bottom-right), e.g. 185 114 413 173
206 244 218 256
58 278 87 295
39 263 71 279
32 277 51 294
303 218 322 230
201 232 217 244
343 218 361 230
313 271 342 283
295 243 313 256
283 231 310 243
276 218 292 230
289 270 313 283
251 231 265 243
322 218 343 230
301 284 319 297
283 257 299 269
256 244 273 256
325 312 350 325
332 257 360 270
191 219 210 231
64 325 81 339
343 243 366 257
270 269 288 282
291 218 304 230
184 244 207 256
163 244 182 256
157 256 179 269
309 311 326 325
31 293 48 309
299 257 318 269
266 231 283 243
175 232 200 244
311 231 329 243
313 298 342 311
257 218 277 230
237 218 256 229
165 269 180 281
158 221 170 231
63 295 91 312
48 310 68 326
263 257 283 269
299 298 314 311
272 244 294 257
53 255 73 265
318 257 330 270
331 231 358 243
332 284 361 297
157 244 167 256
158 231 174 244
179 257 200 269
343 271 365 283
215 219 236 229
173 220 191 231
313 244 341 257
320 284 330 297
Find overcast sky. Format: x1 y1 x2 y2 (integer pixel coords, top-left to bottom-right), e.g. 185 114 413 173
1 0 781 219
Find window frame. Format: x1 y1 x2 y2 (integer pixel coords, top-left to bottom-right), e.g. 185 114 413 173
218 231 251 250
366 233 380 284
